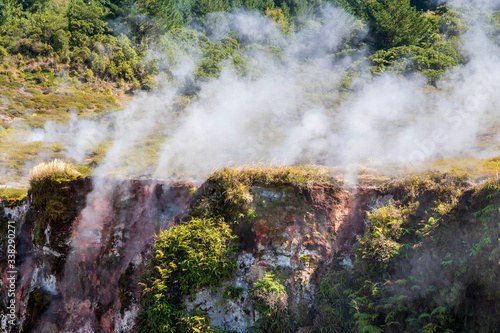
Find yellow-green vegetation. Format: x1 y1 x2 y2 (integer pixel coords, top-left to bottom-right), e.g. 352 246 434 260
427 155 500 178
29 160 82 247
316 172 500 332
192 166 334 222
0 187 28 207
0 137 75 184
138 217 237 332
0 50 126 185
355 202 411 278
212 165 332 188
250 273 291 332
0 70 123 127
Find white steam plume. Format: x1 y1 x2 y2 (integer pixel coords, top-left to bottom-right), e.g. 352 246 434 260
28 113 109 163
13 4 500 182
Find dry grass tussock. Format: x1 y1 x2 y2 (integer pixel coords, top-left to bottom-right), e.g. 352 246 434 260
29 159 81 184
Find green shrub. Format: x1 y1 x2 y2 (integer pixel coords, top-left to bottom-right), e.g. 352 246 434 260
83 68 93 82
315 270 355 332
151 217 237 294
51 29 69 53
369 44 459 83
222 284 244 300
138 217 237 332
354 203 411 278
250 274 290 332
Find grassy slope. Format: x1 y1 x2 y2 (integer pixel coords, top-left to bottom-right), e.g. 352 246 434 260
0 56 133 184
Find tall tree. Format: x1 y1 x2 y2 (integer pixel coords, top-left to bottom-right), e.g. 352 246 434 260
137 0 183 29
333 0 435 49
368 0 434 48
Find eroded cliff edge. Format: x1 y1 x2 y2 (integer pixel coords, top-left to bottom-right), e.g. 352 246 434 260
2 168 500 332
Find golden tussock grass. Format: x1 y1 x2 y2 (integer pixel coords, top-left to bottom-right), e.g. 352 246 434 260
29 159 81 184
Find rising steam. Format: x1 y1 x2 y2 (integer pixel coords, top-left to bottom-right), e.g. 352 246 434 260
11 2 500 182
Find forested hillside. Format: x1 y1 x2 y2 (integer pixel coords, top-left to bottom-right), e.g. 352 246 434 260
0 0 490 88
3 0 500 184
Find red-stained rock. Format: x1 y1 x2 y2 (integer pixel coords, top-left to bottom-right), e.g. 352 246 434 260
0 178 195 333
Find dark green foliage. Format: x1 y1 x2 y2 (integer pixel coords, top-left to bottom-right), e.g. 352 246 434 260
0 0 474 87
366 0 434 48
136 0 183 31
410 0 436 11
67 0 111 47
315 269 355 332
22 290 49 332
191 0 230 17
333 0 436 49
51 29 69 53
438 6 468 37
118 263 134 315
316 173 500 332
0 0 150 84
330 1 467 83
222 284 244 300
138 217 237 332
370 44 459 83
31 177 80 247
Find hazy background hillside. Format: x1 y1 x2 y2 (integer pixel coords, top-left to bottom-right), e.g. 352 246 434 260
2 0 500 184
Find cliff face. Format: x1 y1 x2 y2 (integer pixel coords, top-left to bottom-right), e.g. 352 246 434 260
180 183 372 332
1 172 371 332
1 178 194 333
2 170 500 332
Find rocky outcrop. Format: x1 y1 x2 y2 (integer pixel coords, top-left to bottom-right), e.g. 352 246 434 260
179 183 384 332
3 171 484 332
0 169 500 332
1 178 194 333
3 175 372 332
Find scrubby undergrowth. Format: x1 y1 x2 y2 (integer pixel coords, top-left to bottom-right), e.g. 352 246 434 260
0 187 28 207
317 172 500 333
192 165 337 221
138 217 237 332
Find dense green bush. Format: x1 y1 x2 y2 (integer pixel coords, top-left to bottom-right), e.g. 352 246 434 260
138 217 237 332
333 0 435 49
314 269 355 332
370 44 459 83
